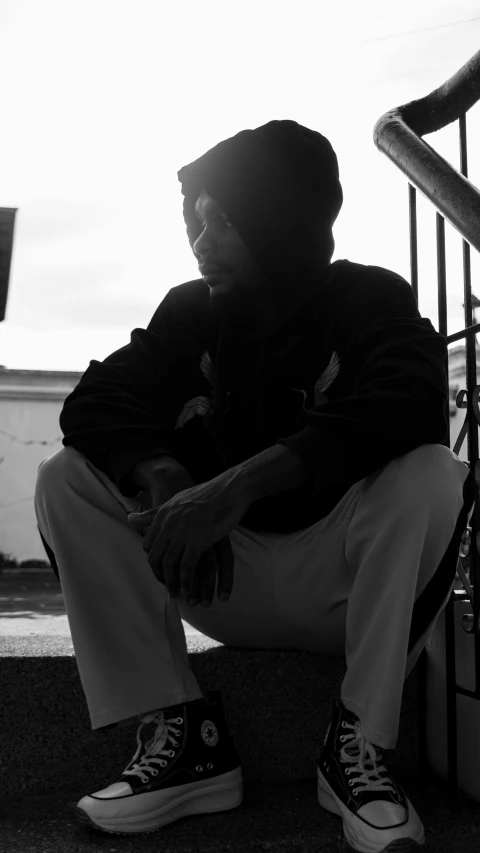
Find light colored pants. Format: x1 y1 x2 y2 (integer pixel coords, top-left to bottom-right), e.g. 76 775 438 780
34 443 473 750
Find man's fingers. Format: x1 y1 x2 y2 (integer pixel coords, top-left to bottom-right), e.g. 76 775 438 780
197 548 218 607
460 528 471 557
179 543 201 597
215 535 234 602
145 535 234 605
159 543 185 597
185 563 200 606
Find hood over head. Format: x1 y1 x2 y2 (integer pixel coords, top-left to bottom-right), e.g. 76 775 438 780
177 119 343 320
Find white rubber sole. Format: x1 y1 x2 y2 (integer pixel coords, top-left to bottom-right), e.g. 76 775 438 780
317 767 425 852
76 766 243 835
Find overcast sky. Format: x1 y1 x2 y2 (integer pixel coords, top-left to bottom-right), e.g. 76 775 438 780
1 0 480 372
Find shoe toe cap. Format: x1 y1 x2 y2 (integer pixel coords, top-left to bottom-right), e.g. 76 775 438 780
357 800 407 827
80 781 134 803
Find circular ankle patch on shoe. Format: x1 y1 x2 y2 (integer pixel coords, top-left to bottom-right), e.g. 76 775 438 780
201 720 219 746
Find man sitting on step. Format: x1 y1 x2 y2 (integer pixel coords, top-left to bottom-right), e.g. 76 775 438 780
34 119 474 853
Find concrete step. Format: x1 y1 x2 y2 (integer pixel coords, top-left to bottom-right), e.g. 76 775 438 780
3 572 480 849
0 631 421 801
0 569 424 801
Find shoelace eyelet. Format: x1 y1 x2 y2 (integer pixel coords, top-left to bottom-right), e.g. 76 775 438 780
196 765 204 772
207 762 213 770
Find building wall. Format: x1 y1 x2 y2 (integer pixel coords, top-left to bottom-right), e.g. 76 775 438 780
0 368 81 562
0 345 478 563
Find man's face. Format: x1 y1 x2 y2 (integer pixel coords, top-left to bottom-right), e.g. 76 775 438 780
192 189 271 329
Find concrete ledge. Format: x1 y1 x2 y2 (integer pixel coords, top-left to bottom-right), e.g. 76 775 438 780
0 635 420 799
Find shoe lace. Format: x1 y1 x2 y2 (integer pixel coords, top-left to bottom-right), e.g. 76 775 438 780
341 720 396 797
123 710 182 781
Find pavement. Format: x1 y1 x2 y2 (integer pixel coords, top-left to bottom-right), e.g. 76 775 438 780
0 568 205 642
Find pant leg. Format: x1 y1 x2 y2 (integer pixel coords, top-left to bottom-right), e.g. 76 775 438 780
34 446 207 731
341 443 474 751
34 445 282 730
268 476 366 656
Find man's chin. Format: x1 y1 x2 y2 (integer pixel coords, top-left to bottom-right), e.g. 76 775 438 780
205 274 233 302
204 271 230 287
207 280 229 293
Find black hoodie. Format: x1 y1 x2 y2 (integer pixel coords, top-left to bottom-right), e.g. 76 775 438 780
59 121 449 532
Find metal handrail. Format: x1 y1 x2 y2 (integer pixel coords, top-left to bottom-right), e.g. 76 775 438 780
373 48 480 811
374 49 480 254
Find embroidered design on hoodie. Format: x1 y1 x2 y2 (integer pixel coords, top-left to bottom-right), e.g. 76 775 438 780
175 351 217 430
175 349 341 432
293 350 341 408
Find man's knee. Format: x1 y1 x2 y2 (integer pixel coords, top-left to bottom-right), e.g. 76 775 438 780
394 443 468 508
35 446 82 497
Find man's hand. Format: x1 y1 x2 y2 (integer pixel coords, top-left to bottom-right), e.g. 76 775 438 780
128 469 251 603
127 456 238 606
184 536 235 606
130 455 197 509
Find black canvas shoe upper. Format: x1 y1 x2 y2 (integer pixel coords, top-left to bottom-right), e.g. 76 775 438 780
113 689 241 796
317 699 409 827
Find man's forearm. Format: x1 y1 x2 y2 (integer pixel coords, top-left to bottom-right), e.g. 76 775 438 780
231 444 311 503
131 444 311 503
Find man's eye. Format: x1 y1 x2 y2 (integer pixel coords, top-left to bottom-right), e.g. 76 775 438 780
198 216 232 229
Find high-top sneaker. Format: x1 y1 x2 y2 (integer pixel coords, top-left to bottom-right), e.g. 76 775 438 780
76 689 243 835
316 698 425 852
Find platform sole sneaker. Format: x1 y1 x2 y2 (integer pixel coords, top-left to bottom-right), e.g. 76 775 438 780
75 691 243 836
317 769 424 852
76 765 243 835
317 700 425 853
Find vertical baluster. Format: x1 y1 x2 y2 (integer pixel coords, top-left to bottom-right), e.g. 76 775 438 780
436 213 447 337
459 110 476 464
437 212 450 447
460 111 480 808
408 184 418 304
440 124 456 810
410 181 429 782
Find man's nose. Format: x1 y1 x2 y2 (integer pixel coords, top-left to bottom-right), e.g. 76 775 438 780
193 227 216 259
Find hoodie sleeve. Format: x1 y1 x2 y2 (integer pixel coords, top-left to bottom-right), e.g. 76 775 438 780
275 268 449 495
59 282 202 499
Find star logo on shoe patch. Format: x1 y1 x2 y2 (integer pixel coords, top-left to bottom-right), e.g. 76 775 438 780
201 720 219 747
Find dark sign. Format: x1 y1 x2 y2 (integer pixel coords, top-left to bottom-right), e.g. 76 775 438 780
0 207 17 322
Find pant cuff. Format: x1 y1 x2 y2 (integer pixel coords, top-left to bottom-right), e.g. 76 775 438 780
341 695 398 750
90 688 204 730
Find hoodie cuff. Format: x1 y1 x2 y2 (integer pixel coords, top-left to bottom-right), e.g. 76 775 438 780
106 446 173 499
